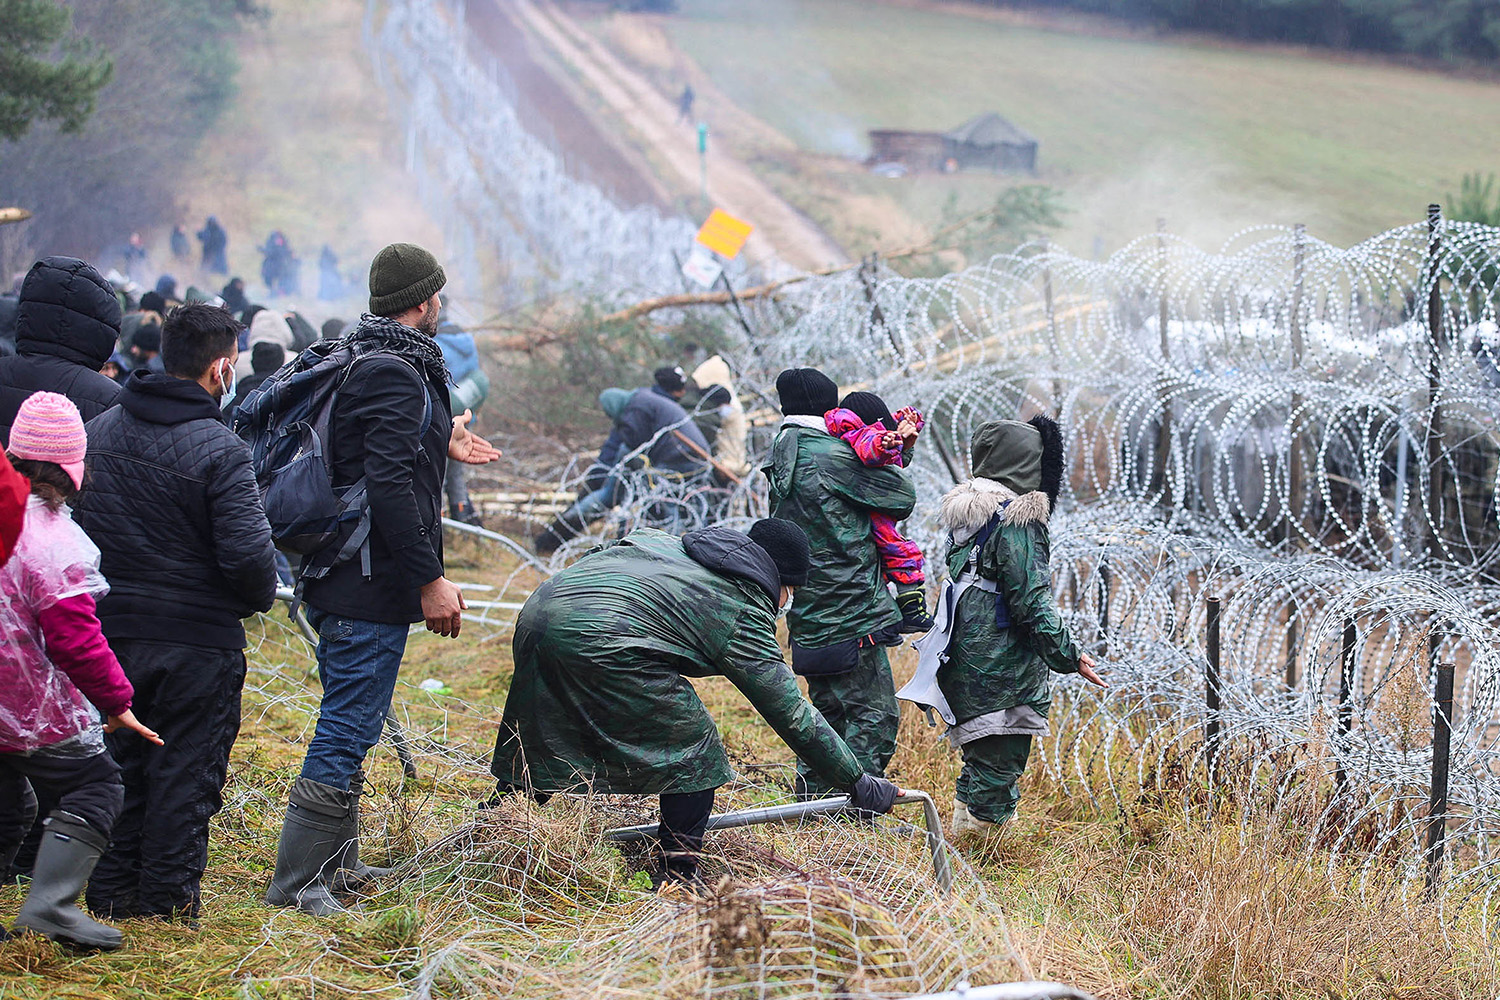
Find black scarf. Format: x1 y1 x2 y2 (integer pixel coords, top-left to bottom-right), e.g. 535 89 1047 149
344 313 450 387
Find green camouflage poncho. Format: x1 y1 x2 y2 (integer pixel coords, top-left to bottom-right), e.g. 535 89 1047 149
763 423 917 648
490 527 865 796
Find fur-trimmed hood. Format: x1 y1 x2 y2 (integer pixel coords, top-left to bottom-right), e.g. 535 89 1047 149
938 477 1051 544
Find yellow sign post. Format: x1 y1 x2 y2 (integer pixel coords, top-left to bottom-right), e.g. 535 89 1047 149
694 209 753 260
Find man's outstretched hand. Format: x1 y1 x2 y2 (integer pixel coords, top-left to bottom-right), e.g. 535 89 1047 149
449 409 501 466
421 576 467 638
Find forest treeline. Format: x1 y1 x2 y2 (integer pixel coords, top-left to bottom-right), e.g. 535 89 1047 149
1 0 257 263
970 0 1499 62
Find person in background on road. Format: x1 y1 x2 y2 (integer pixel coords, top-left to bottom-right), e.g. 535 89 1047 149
490 519 900 885
677 83 694 124
825 390 933 632
435 314 488 525
0 257 123 447
922 416 1105 836
0 392 162 951
76 303 279 923
534 367 709 554
765 368 914 799
197 216 228 275
265 243 499 916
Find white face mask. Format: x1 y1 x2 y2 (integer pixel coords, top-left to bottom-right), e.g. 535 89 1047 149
218 358 237 411
777 588 795 620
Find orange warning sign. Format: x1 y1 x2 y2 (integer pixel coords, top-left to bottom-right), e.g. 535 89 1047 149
695 209 753 260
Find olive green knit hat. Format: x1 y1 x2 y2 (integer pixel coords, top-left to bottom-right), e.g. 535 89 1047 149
368 243 446 317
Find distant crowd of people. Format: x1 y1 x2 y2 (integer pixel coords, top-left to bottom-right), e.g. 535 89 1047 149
116 216 347 304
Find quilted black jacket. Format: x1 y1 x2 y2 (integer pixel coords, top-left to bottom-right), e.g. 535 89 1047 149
0 257 122 445
74 371 278 649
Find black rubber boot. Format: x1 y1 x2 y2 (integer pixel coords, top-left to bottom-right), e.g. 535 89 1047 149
265 778 354 916
895 585 934 633
330 772 394 895
14 812 122 951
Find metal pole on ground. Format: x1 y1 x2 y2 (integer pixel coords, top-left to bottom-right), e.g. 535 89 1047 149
606 790 953 894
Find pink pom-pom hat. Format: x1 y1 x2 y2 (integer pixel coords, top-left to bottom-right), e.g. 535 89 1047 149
8 391 87 489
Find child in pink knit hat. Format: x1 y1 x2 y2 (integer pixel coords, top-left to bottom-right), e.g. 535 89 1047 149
0 391 161 951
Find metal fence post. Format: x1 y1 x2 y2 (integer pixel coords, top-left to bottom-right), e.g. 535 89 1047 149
1335 619 1355 795
1425 659 1455 896
1423 203 1447 565
1205 597 1222 780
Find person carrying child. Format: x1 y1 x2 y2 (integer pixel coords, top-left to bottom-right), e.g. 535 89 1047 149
0 392 161 950
824 391 933 632
898 414 1105 836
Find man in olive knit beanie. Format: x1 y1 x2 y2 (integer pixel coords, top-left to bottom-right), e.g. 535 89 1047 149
368 243 447 326
267 242 499 916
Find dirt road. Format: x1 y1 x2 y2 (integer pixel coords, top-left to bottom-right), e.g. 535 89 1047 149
508 0 850 276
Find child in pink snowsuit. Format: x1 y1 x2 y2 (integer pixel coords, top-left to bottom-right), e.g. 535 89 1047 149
0 392 161 951
825 391 933 632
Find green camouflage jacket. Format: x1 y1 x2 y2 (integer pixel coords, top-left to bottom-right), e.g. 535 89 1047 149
490 527 864 795
935 479 1080 726
764 423 916 648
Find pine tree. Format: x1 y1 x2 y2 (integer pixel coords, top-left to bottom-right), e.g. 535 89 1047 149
0 0 113 141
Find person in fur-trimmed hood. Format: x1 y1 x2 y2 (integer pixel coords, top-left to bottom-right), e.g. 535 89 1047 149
933 415 1104 834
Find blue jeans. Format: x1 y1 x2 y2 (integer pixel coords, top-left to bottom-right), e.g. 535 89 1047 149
300 607 409 789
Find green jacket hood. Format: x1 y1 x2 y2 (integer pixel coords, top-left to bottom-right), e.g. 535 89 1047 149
599 387 631 421
969 414 1065 504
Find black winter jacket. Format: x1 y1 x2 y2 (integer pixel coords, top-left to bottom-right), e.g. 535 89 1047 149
74 372 278 649
0 257 122 445
300 354 451 624
618 386 710 474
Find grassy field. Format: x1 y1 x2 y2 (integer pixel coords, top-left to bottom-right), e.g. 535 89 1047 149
598 0 1500 257
0 529 1493 998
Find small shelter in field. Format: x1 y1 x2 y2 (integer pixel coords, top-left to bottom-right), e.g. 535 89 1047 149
867 112 1038 175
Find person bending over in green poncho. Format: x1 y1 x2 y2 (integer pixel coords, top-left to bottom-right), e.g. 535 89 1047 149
489 518 901 883
906 416 1106 837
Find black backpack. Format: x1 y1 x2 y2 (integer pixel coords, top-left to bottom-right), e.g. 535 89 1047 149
235 341 431 585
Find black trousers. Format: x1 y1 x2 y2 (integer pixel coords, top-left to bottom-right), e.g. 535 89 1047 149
0 749 123 859
86 641 246 919
656 788 715 878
